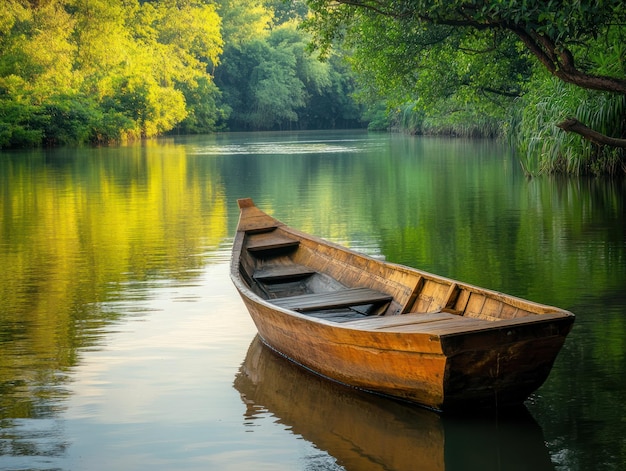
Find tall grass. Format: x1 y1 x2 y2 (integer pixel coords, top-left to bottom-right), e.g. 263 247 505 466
422 112 503 138
512 76 626 176
390 102 503 138
389 102 424 134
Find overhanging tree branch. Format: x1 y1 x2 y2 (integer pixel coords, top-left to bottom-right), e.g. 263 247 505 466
308 0 626 152
510 26 626 94
557 118 626 148
322 1 626 94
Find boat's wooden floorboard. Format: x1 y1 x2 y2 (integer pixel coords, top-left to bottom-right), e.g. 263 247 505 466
272 287 392 312
340 311 489 333
304 309 368 323
247 232 300 253
253 264 316 282
342 312 457 328
375 319 488 333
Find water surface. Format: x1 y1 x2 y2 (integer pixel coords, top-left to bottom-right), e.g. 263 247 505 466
1 131 625 470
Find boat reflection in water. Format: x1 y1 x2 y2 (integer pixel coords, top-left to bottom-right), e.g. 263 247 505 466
234 336 555 471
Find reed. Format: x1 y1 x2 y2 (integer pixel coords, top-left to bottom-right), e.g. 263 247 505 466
513 75 626 176
422 112 502 138
391 102 503 138
389 102 424 134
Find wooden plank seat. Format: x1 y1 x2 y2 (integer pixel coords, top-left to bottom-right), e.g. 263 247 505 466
246 231 300 255
343 311 460 328
253 264 316 282
272 288 393 313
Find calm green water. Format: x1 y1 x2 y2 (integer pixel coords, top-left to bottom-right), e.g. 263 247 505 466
1 131 625 471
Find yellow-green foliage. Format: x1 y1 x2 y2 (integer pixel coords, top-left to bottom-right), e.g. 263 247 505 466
0 0 224 147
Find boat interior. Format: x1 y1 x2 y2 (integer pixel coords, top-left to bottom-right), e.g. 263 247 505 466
237 223 557 328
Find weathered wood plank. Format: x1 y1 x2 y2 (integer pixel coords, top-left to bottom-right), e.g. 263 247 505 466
305 309 368 322
407 317 491 334
273 288 392 312
413 280 449 312
464 292 487 318
247 231 300 253
501 303 524 319
482 297 504 318
401 276 424 313
443 283 459 309
253 264 316 282
452 289 471 313
343 312 459 329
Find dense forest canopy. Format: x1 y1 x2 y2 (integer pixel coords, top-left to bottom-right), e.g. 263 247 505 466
304 0 626 175
0 0 364 148
0 0 225 144
0 0 625 175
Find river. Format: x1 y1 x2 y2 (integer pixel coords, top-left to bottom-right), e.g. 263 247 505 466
1 130 625 470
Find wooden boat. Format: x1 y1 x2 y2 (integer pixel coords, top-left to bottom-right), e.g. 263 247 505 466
230 198 575 411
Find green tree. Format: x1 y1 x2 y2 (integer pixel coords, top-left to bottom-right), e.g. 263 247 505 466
214 0 364 131
0 0 225 147
216 20 363 131
218 28 309 130
305 0 626 150
216 0 272 46
0 0 79 146
337 15 528 135
174 77 228 134
298 52 364 129
264 0 309 24
122 0 224 136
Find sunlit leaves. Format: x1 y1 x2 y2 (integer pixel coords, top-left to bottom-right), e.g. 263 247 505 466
141 0 223 78
0 0 225 146
0 1 76 96
216 0 273 45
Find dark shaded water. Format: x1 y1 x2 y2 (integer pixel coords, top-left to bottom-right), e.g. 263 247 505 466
1 131 625 470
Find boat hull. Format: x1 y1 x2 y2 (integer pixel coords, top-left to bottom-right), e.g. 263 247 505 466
235 284 572 410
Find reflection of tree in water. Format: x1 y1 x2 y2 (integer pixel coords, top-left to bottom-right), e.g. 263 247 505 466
0 145 228 463
0 417 69 466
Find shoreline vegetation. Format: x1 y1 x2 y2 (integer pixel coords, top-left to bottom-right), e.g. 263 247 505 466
1 0 624 176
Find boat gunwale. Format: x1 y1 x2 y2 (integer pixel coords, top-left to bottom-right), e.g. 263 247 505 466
232 272 573 338
230 200 574 339
231 246 573 340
